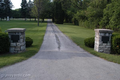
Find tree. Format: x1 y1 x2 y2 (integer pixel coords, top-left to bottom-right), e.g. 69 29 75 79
85 0 109 28
32 0 43 26
0 0 5 20
31 0 49 26
27 0 33 21
3 0 12 21
21 0 28 21
11 9 22 18
100 0 120 31
53 0 64 24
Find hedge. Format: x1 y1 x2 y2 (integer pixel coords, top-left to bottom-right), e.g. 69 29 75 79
84 37 94 48
111 35 120 54
26 37 33 47
84 34 120 54
0 33 10 54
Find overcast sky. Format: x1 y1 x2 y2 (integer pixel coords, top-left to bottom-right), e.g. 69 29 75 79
11 0 33 10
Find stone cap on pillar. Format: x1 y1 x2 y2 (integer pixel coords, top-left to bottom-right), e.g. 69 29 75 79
94 29 113 33
7 28 26 33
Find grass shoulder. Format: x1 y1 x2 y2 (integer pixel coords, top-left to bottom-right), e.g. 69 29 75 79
56 23 120 64
0 20 47 68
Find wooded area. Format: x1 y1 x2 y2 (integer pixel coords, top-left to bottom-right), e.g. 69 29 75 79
0 0 120 30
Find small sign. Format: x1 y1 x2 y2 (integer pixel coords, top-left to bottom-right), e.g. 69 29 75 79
102 36 109 43
11 35 19 42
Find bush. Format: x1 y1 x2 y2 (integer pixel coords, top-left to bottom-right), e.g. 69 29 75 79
26 37 33 47
84 37 94 48
111 34 120 54
0 33 10 54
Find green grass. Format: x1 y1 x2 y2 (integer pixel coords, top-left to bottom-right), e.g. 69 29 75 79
0 20 47 68
56 23 120 64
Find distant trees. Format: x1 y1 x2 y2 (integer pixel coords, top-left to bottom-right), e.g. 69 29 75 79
0 0 5 20
1 0 119 30
11 9 21 18
0 0 12 20
20 0 34 21
31 0 50 26
52 0 119 31
21 0 28 20
53 0 64 24
27 0 33 20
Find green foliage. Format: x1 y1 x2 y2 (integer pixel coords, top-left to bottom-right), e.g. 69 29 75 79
21 0 28 20
85 0 108 28
55 0 120 31
0 0 12 20
0 33 10 54
26 37 33 47
100 1 120 31
111 35 120 54
84 37 94 48
74 10 87 21
11 9 22 18
54 1 64 24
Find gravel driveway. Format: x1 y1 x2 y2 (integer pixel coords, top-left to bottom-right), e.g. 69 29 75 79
0 20 120 80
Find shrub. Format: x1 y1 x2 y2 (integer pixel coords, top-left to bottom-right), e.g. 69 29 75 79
111 35 120 54
0 33 10 54
84 37 94 48
26 37 33 47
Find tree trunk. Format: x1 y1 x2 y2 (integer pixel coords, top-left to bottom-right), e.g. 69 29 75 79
42 18 44 22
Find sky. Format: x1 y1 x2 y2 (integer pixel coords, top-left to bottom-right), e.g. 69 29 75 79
11 0 33 10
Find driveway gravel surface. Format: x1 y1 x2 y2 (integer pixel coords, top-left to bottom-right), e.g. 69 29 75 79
0 20 120 80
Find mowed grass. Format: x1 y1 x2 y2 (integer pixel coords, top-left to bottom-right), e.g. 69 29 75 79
0 20 47 68
56 23 120 64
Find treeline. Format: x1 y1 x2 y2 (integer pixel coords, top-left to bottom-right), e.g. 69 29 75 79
52 0 120 31
1 0 120 29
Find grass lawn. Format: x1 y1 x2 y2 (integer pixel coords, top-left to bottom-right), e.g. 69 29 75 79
0 20 47 68
56 23 120 64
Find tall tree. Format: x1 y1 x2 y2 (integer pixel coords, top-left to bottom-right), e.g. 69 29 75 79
27 0 33 20
0 0 5 20
32 0 43 26
31 0 49 26
53 0 64 24
21 0 28 21
4 0 12 21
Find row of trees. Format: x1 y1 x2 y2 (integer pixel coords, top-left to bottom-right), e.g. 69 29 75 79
1 0 120 29
12 0 52 26
52 0 120 31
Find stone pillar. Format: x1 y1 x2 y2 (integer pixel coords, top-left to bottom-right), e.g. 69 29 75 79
94 29 113 54
7 28 26 53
